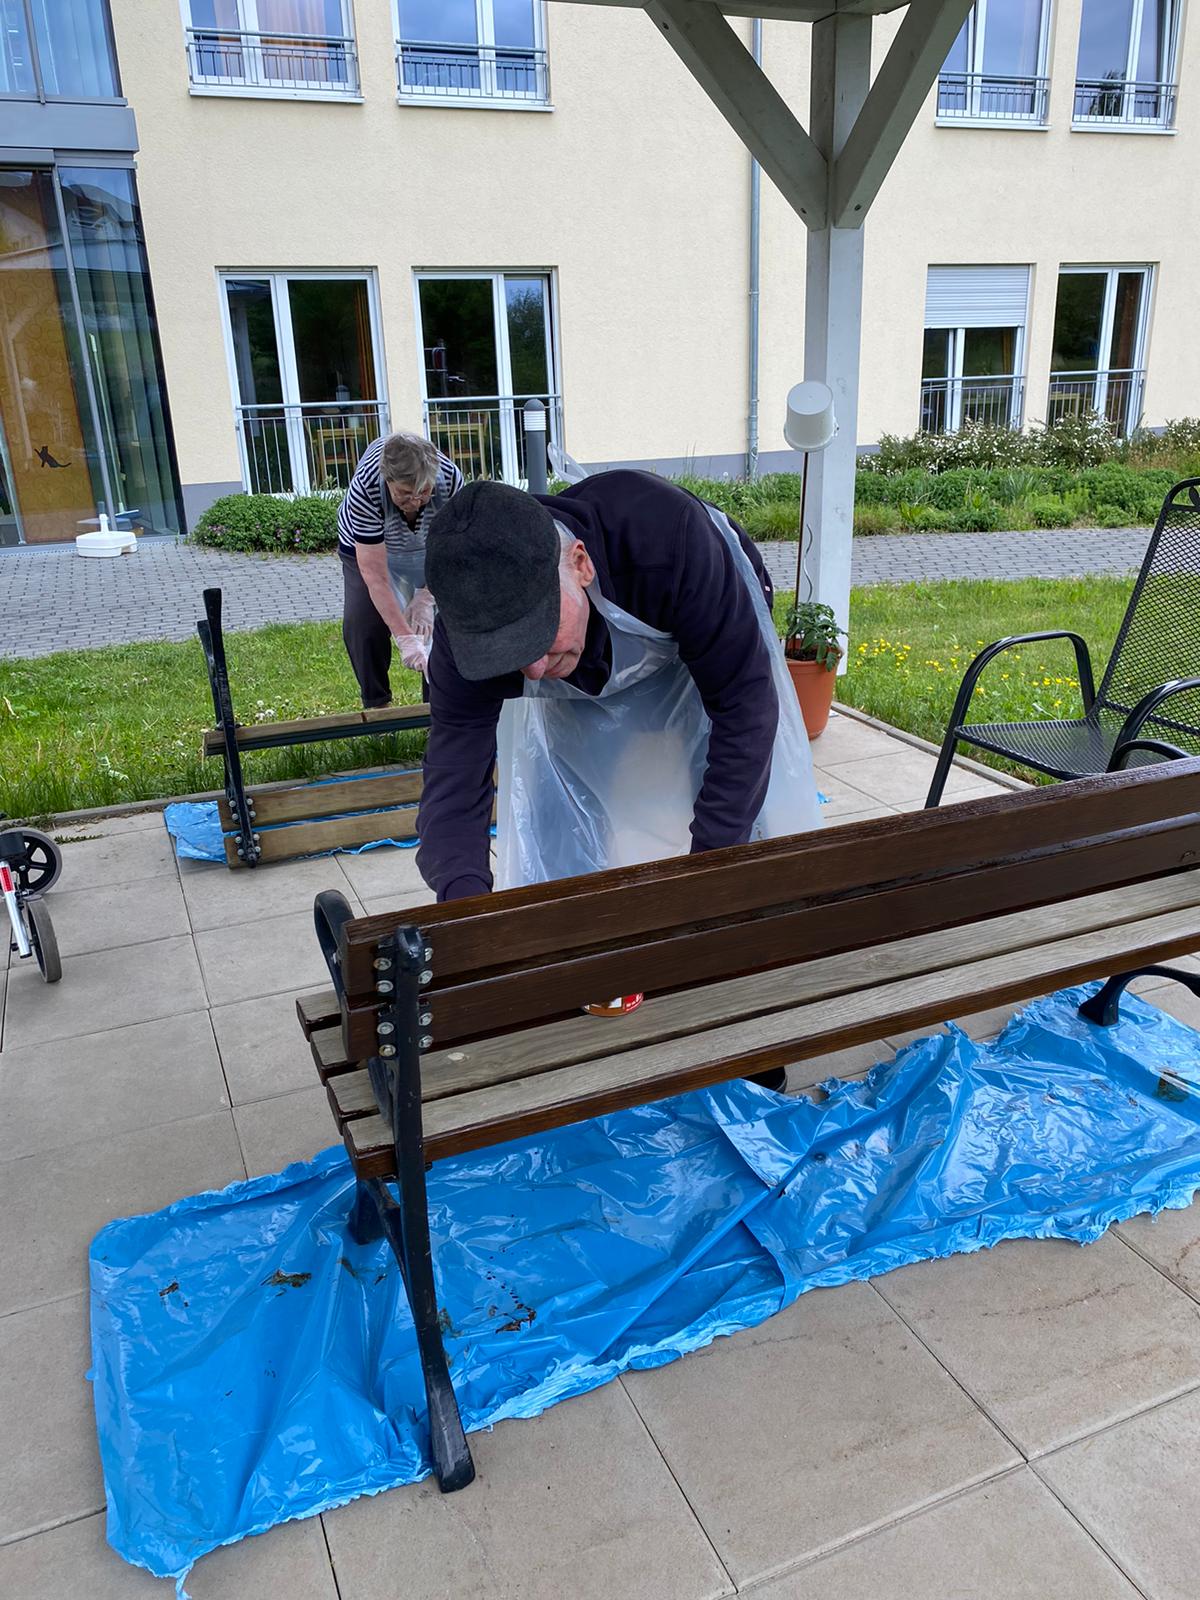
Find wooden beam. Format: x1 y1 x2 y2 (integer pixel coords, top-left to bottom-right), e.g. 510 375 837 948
832 0 974 226
642 0 829 229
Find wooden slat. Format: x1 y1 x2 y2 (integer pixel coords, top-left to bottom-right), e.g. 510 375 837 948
225 807 419 867
219 769 423 828
203 703 430 756
296 988 339 1038
343 819 1200 1053
410 873 1200 1101
344 899 1200 1168
311 1027 356 1081
327 1070 378 1124
340 759 1200 995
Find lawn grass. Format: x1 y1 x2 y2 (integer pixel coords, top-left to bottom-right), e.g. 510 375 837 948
1 576 1134 818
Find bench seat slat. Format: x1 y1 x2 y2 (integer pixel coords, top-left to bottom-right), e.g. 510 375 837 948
311 1028 357 1081
225 807 419 868
344 898 1200 1173
297 988 340 1037
203 704 430 756
219 770 424 829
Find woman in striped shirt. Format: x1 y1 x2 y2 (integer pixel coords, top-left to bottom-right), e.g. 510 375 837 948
338 432 463 706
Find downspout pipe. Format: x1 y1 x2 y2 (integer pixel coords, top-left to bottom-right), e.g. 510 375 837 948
747 17 762 480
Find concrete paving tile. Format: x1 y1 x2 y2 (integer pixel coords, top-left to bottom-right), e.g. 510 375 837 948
890 781 1015 812
234 1085 339 1178
211 988 323 1103
876 1234 1200 1457
0 1010 227 1162
336 845 431 903
746 1469 1139 1599
1037 1387 1200 1600
621 1281 1017 1587
809 768 887 821
1115 1195 1200 1299
54 809 167 839
784 1038 894 1095
181 854 360 932
194 910 331 1007
0 1109 243 1316
0 1294 102 1543
52 828 179 892
3 934 207 1050
322 1382 733 1600
37 875 190 958
818 803 897 829
359 888 444 918
823 748 982 806
1138 979 1200 1031
807 711 906 765
0 1508 339 1598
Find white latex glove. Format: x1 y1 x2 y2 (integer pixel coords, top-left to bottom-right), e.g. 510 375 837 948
396 632 429 674
406 587 435 639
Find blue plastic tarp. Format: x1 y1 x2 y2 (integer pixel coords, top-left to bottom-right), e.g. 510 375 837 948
90 985 1200 1588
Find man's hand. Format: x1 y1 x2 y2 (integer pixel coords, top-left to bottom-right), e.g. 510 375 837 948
397 632 430 674
407 587 435 639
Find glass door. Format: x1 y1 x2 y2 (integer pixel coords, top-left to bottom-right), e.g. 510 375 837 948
222 271 387 493
417 271 557 483
1050 268 1149 435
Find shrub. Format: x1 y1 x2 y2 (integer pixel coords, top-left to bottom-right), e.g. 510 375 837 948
1024 494 1075 528
1075 463 1174 522
193 492 339 553
853 503 901 535
739 499 800 539
1033 411 1121 469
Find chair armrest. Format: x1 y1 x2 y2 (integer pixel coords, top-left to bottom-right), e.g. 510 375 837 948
314 889 356 1003
947 630 1098 735
1114 677 1200 759
1108 737 1193 772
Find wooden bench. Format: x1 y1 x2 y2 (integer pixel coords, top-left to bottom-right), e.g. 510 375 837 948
297 759 1200 1493
198 586 431 867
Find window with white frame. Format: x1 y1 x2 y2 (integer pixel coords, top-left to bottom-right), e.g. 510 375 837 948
1074 0 1179 127
921 266 1030 433
1048 266 1151 436
396 1 549 106
938 0 1052 124
220 271 389 494
416 271 560 484
183 1 359 97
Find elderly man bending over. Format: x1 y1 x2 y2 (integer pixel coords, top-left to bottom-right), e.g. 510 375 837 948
338 431 463 707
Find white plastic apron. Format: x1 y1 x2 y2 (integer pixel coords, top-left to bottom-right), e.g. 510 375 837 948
495 505 822 889
379 478 427 606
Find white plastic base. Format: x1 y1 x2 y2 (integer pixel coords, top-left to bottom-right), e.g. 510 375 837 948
75 530 137 558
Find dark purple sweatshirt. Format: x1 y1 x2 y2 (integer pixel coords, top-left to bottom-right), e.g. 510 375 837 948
416 470 779 901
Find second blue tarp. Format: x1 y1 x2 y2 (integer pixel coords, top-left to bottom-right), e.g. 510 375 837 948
90 984 1200 1587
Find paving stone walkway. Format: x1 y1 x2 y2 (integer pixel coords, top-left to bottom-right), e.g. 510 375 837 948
0 527 1150 660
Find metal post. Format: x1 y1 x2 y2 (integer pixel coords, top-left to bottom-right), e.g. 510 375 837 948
523 399 548 495
803 15 872 666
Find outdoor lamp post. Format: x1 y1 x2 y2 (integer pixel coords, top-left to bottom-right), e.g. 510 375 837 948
783 381 837 612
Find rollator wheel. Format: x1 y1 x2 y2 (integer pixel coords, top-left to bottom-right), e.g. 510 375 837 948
12 828 63 898
26 898 62 983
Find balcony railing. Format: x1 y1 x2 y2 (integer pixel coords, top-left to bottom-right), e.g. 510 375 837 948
1073 77 1176 127
920 375 1026 434
424 394 563 484
237 402 388 495
937 72 1050 124
1046 369 1146 437
398 42 549 102
187 28 359 94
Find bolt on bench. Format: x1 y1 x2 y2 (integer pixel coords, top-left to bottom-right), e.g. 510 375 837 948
297 759 1200 1492
198 587 431 867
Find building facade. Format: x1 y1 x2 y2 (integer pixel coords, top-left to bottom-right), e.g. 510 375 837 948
3 0 1196 541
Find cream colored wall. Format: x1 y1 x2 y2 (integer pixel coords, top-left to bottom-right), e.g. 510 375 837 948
111 0 1200 499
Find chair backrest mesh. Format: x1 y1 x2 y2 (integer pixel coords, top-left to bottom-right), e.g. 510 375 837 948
1096 479 1200 754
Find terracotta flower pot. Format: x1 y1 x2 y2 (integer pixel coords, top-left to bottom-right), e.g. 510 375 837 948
785 654 839 739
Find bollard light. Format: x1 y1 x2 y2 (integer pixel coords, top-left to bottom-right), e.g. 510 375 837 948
783 382 837 611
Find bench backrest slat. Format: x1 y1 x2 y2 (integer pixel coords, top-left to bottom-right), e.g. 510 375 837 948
339 761 1200 1001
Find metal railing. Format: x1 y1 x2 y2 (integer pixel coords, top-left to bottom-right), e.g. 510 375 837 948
920 374 1026 434
398 41 549 101
187 27 359 93
937 72 1050 123
237 402 388 494
1073 77 1177 127
1046 369 1146 436
424 394 563 483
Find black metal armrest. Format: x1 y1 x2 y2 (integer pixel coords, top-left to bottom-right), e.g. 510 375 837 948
1114 678 1200 756
313 889 356 1003
946 630 1098 736
1107 736 1193 772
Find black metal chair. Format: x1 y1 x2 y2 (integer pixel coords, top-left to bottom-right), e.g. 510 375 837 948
925 478 1200 807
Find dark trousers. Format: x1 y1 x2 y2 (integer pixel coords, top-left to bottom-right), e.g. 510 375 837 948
341 551 393 708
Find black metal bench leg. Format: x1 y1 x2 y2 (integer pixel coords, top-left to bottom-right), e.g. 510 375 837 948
197 587 260 867
1079 965 1200 1027
348 1179 385 1245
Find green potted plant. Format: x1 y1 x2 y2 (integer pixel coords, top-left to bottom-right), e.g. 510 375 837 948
781 600 845 739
